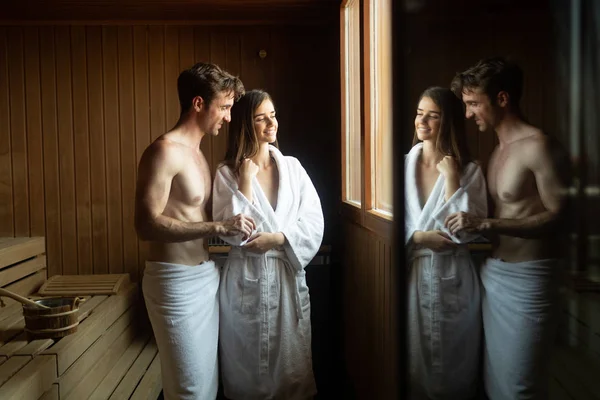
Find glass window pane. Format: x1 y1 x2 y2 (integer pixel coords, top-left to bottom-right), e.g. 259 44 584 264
371 0 393 215
343 1 362 206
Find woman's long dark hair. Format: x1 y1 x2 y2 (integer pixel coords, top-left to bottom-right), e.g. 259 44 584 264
412 86 472 170
222 89 279 173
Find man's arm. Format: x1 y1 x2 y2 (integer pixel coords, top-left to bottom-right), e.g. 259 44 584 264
483 137 567 238
134 141 254 242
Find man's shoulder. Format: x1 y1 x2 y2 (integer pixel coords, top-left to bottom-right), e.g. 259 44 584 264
139 137 189 174
145 137 186 160
519 130 571 177
516 128 552 153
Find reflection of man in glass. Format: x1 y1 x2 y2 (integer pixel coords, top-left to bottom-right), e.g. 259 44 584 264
446 57 569 400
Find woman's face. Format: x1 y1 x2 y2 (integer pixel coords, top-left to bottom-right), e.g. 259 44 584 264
415 96 441 142
253 99 278 144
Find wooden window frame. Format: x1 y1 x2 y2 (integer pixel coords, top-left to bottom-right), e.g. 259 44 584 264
340 0 393 241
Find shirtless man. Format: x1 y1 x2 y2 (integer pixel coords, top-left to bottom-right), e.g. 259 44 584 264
134 62 255 400
444 57 569 400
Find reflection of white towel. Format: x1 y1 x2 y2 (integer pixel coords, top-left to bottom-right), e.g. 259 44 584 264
481 258 560 400
142 260 220 400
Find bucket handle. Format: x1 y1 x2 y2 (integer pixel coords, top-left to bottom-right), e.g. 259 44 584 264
71 296 87 309
0 288 50 309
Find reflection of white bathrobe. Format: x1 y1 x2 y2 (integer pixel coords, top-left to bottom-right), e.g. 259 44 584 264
212 145 324 400
404 143 488 399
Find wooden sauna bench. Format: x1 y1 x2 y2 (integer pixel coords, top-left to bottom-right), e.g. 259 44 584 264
0 237 162 399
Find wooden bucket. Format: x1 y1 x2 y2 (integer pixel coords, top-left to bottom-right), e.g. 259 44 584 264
22 297 82 340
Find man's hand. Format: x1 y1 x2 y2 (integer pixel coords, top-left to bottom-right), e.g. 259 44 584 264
218 214 256 240
444 212 488 235
413 230 457 252
243 232 285 254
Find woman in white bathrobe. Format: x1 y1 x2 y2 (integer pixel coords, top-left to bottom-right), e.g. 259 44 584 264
212 90 324 400
405 87 488 399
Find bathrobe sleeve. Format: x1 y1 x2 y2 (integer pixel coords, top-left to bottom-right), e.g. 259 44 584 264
405 228 417 245
404 154 418 245
405 223 418 246
212 165 267 246
280 160 325 272
431 162 488 243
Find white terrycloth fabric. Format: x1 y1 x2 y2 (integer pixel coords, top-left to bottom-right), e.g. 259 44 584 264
404 143 488 399
408 247 482 400
212 145 324 400
405 143 488 245
142 260 220 400
481 257 560 400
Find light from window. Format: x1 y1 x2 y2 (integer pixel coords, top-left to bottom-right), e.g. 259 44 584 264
341 0 362 206
370 0 393 215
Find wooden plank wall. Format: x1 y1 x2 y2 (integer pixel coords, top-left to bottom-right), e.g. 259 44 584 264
341 221 397 399
0 24 341 281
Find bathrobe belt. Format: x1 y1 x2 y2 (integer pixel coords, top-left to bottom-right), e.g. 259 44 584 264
410 246 469 262
229 247 304 321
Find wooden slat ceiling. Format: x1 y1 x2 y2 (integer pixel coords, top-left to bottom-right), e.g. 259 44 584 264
0 0 341 24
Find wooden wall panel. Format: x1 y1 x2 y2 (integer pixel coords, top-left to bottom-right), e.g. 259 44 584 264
178 27 195 72
72 25 93 274
0 28 13 236
87 26 109 276
118 26 138 281
23 27 45 238
195 27 212 167
39 26 62 278
7 27 29 237
148 26 166 143
102 26 124 275
342 221 397 399
0 24 340 282
132 26 150 275
164 26 180 129
56 26 78 276
210 29 229 165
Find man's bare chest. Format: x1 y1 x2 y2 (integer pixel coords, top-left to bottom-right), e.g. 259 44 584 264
487 147 535 203
171 157 211 207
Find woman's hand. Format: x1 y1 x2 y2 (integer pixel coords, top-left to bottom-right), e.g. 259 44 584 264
239 158 259 183
436 156 459 180
413 230 457 252
437 156 461 200
243 232 286 254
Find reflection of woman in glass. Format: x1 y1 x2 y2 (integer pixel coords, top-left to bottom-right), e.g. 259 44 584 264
404 87 488 399
212 90 324 399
